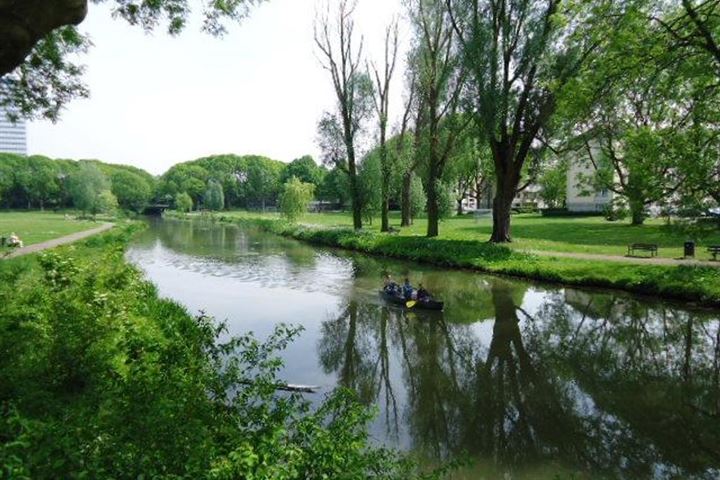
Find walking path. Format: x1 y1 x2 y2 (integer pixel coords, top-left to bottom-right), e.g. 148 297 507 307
525 248 720 267
2 223 114 260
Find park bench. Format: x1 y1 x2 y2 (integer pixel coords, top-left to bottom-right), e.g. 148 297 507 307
627 243 658 257
708 245 720 261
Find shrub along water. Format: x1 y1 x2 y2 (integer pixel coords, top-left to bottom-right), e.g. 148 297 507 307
221 216 720 307
0 226 442 479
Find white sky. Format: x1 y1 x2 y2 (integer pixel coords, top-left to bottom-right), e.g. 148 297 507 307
27 0 407 175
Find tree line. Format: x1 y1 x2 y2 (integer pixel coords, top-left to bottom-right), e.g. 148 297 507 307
313 0 720 239
0 153 154 215
0 151 354 215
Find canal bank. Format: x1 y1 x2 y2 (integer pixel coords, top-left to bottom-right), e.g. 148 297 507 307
203 213 720 308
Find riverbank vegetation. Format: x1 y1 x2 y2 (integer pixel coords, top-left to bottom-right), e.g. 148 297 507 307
209 212 720 307
0 225 442 479
218 211 720 262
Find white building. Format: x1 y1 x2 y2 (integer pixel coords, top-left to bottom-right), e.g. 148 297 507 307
566 146 613 213
0 107 27 155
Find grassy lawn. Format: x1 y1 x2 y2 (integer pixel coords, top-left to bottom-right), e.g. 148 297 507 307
220 210 720 261
0 211 101 251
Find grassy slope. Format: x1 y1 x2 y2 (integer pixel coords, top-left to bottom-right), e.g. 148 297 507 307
220 211 720 260
212 212 720 307
0 211 99 248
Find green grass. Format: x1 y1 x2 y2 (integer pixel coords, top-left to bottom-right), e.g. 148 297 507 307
218 210 720 261
0 211 100 250
208 212 720 307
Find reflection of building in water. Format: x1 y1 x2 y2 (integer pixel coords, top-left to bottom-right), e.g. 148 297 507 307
0 107 27 155
564 289 627 319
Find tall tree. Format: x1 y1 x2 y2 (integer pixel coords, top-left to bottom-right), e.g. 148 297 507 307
408 0 466 237
315 0 374 230
369 20 400 232
446 0 609 242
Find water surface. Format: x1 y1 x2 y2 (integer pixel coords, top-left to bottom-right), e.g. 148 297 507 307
127 218 720 479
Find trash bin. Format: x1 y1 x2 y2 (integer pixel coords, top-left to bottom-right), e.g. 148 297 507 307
684 241 695 258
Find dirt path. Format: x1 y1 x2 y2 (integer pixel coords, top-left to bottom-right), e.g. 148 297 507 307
525 248 720 267
2 223 114 260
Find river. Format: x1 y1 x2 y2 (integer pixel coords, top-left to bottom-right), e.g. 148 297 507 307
126 217 720 479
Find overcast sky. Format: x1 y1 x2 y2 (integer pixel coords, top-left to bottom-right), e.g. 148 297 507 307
27 0 407 175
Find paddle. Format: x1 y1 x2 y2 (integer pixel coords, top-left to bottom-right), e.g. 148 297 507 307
405 300 416 308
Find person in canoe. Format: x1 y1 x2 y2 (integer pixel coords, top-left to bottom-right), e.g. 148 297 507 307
383 274 400 296
402 278 414 300
416 283 430 302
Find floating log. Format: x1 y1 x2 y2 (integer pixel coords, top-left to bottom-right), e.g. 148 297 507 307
275 383 320 393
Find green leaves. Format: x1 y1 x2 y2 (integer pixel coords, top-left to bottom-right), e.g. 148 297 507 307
0 26 90 122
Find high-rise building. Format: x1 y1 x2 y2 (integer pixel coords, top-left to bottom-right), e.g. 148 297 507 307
0 107 27 155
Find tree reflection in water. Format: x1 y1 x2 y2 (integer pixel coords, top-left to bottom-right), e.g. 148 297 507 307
318 279 720 478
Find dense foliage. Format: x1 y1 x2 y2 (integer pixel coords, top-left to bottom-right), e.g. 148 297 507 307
0 153 155 213
158 154 318 211
0 227 442 479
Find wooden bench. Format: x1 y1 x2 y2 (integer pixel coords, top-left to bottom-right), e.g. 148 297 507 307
708 245 720 261
627 243 658 257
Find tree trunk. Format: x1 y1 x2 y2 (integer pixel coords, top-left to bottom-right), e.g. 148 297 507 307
381 197 389 232
426 179 439 238
491 194 513 242
629 198 645 225
456 198 464 216
490 150 521 243
346 142 363 230
380 142 390 232
349 173 362 230
401 172 412 227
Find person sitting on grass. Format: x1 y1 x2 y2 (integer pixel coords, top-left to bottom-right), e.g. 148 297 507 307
403 278 414 300
8 232 23 248
417 284 430 301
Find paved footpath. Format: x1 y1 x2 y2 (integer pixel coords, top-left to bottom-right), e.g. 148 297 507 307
525 248 720 267
2 223 114 260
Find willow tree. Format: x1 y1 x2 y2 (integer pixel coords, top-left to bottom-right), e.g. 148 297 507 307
408 0 466 238
445 0 614 242
315 0 374 230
